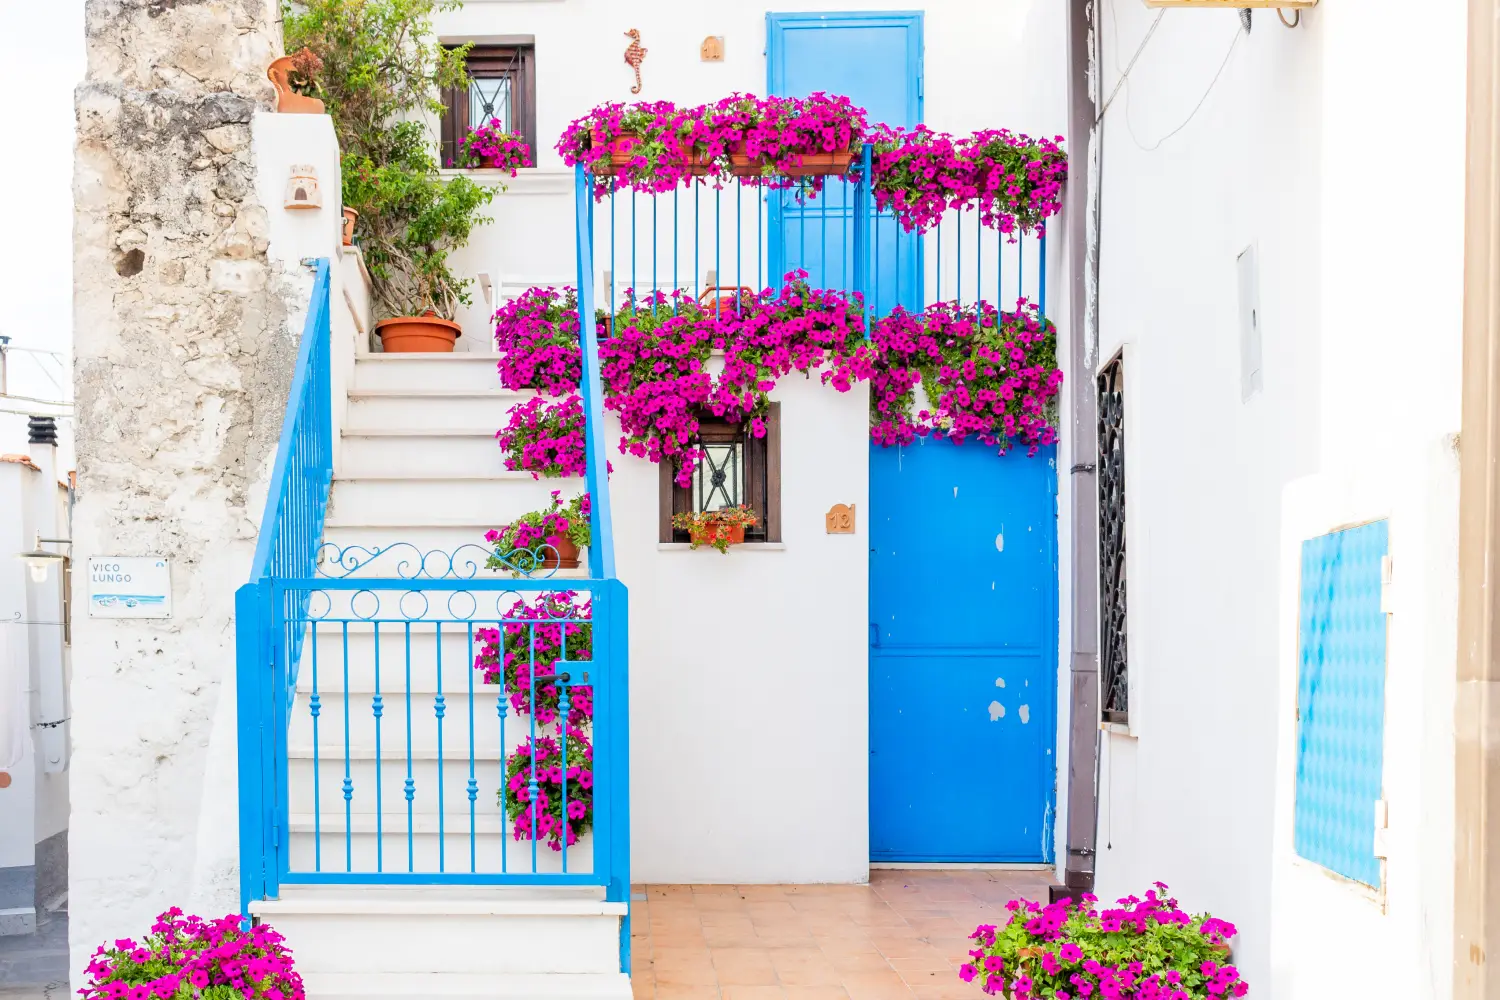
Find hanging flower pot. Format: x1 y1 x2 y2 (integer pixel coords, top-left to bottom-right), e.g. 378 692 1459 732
783 149 856 178
341 207 358 247
589 126 642 177
728 141 761 178
375 313 461 353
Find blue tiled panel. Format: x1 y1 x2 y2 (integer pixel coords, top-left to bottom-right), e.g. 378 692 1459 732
1294 520 1389 888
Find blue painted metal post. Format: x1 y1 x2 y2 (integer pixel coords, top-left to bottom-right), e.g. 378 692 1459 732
605 581 631 972
853 145 872 325
574 165 617 580
236 581 272 915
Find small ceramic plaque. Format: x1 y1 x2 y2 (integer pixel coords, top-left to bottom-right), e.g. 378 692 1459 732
88 557 172 619
825 503 856 534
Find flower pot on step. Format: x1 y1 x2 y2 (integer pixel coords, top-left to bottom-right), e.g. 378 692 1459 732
783 150 855 178
267 52 325 114
375 314 461 353
542 537 581 570
341 207 358 247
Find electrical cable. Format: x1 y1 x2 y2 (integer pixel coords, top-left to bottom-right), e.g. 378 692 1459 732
1278 9 1301 28
1123 24 1244 152
1097 6 1166 124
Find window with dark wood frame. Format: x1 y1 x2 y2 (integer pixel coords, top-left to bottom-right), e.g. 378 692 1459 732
442 44 537 167
1097 355 1128 725
659 405 782 544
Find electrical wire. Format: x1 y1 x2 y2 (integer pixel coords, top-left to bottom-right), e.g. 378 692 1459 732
1278 9 1301 28
1123 23 1244 152
1097 7 1166 124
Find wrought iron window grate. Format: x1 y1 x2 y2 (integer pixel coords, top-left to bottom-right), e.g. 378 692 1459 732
1097 355 1128 725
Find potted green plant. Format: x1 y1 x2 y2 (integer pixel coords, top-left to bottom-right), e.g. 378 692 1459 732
283 0 496 353
673 505 759 553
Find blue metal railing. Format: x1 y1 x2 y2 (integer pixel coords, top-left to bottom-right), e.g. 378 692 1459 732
586 146 1048 321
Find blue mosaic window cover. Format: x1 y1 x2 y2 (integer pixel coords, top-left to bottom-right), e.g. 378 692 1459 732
1294 519 1389 888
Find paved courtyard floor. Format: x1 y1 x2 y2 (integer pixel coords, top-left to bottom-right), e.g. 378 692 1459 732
0 907 69 1000
630 868 1054 1000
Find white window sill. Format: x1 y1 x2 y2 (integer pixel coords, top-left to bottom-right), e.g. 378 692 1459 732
1100 721 1136 738
438 167 573 195
657 543 787 552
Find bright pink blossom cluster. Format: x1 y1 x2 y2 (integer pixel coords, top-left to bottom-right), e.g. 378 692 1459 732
869 124 1067 236
960 885 1248 1000
503 726 594 851
485 490 591 570
494 286 584 394
453 118 533 173
80 908 305 1000
473 591 594 730
556 93 869 198
495 393 588 479
869 298 1062 454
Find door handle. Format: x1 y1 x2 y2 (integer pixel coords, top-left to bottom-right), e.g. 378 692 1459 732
869 623 880 647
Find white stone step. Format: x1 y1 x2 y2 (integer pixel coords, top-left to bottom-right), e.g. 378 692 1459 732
287 815 596 878
297 971 631 999
250 887 624 976
353 352 505 392
328 475 587 526
346 389 533 432
340 429 509 479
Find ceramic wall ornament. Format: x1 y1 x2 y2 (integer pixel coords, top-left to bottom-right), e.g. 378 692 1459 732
624 29 647 94
284 165 323 210
825 504 856 534
700 36 725 62
268 50 325 114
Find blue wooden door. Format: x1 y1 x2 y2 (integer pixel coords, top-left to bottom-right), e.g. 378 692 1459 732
869 440 1058 862
766 12 923 314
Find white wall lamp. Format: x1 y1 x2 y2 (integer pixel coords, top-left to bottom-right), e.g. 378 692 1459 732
19 533 71 583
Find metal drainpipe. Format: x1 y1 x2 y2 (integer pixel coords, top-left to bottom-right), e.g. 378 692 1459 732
1052 0 1102 903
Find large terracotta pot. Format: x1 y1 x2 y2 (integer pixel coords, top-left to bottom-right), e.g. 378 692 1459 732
341 207 358 247
375 315 461 353
543 537 582 570
267 52 325 114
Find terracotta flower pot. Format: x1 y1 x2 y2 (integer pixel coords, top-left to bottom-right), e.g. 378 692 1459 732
543 537 582 569
689 521 747 547
782 150 856 178
590 127 641 177
341 207 358 247
375 315 461 353
729 141 761 178
267 52 325 114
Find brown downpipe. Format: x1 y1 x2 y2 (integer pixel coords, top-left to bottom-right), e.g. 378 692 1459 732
1055 0 1101 901
1456 0 1500 993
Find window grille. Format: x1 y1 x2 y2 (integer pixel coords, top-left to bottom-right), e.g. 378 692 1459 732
1097 355 1129 725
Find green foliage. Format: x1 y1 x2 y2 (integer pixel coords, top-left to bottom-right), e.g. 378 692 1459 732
283 0 495 319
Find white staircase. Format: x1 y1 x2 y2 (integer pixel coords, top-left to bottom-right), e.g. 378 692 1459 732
255 351 625 1000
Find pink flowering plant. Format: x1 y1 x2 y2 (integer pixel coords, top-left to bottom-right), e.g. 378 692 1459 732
503 726 594 851
473 591 593 729
494 286 585 394
557 100 696 196
496 393 588 479
80 908 305 1000
870 299 1061 454
960 885 1247 1000
869 125 1067 236
454 119 532 173
485 490 591 573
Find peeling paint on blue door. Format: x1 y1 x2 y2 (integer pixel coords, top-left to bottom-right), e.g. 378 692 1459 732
869 439 1058 862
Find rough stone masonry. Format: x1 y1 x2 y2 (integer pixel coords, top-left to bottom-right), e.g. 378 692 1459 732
70 0 303 975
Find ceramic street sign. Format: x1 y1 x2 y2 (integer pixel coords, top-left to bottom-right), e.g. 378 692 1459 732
87 557 172 619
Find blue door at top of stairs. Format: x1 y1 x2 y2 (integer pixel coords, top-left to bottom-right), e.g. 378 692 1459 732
766 11 923 315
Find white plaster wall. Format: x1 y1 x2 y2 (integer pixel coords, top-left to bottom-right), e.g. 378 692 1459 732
0 463 39 878
1092 3 1464 997
431 0 1073 883
610 377 871 884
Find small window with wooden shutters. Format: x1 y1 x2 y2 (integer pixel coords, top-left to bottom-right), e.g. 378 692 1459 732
442 44 537 167
660 406 782 544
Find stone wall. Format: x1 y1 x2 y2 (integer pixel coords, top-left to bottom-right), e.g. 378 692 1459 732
69 0 297 968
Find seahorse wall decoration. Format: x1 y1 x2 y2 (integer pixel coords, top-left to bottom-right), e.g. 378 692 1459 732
624 29 647 94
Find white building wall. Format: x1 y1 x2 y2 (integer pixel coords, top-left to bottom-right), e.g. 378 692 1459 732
1093 4 1463 997
429 0 1073 882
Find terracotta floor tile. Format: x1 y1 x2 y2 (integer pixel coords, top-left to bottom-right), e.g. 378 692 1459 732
771 957 842 986
753 927 815 948
720 988 788 1000
823 951 896 974
784 988 852 1000
654 987 722 1000
839 971 915 1000
701 910 757 929
711 947 779 986
884 950 953 973
909 984 975 1000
